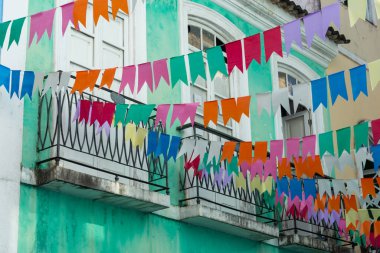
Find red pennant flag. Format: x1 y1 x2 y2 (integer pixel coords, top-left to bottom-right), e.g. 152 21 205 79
90 101 104 126
100 102 116 126
79 100 91 124
372 119 380 145
263 26 283 62
244 34 261 69
226 40 243 74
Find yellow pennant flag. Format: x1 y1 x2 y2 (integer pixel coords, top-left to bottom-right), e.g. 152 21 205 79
263 176 274 196
368 59 380 90
348 0 367 27
345 209 359 229
250 176 262 194
236 172 247 191
133 128 148 148
125 123 136 142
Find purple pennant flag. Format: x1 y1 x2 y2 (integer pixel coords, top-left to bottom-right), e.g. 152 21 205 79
270 140 283 162
214 168 224 188
302 135 316 160
223 168 233 187
120 65 136 94
250 160 263 180
171 103 199 127
29 8 56 46
329 210 340 227
155 104 171 128
61 2 74 36
304 11 324 47
138 62 154 93
286 138 300 162
153 59 170 88
322 3 341 36
283 19 302 55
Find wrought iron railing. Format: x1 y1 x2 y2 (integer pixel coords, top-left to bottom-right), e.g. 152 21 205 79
36 81 169 193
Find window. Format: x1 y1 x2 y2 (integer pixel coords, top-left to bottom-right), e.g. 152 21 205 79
188 24 234 138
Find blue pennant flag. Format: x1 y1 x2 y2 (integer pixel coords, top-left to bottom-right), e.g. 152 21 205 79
290 178 302 199
303 179 316 199
155 133 170 160
20 71 35 100
350 65 368 101
167 136 181 161
10 70 21 98
278 177 289 196
147 131 159 156
311 77 328 111
328 71 348 105
371 145 380 173
0 65 11 92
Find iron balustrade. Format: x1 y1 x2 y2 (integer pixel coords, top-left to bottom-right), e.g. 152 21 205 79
37 82 169 193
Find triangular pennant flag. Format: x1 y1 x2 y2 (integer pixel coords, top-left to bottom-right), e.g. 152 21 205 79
350 65 368 101
61 2 74 35
304 179 317 199
293 84 311 111
322 3 341 34
147 131 159 155
204 100 218 127
0 21 10 48
226 40 243 73
8 18 26 49
10 70 21 98
112 0 129 19
332 180 347 196
114 104 129 126
243 33 261 69
29 8 56 46
270 140 283 162
170 103 199 127
337 127 351 157
272 89 290 114
368 59 380 90
361 178 376 199
155 133 171 160
93 0 109 25
0 65 11 92
206 46 228 80
126 104 155 126
177 139 196 159
59 72 71 92
302 135 316 160
42 72 60 96
153 59 170 88
155 104 170 128
20 71 35 100
263 26 282 62
371 145 380 172
73 0 88 29
328 71 348 105
256 92 271 116
239 142 252 165
221 142 236 163
283 19 302 55
221 96 251 125
318 179 332 198
120 65 136 94
286 138 300 162
100 68 117 89
138 62 154 93
170 55 188 87
311 77 328 111
319 131 334 156
208 141 222 164
167 136 181 161
188 51 206 83
348 0 367 26
71 70 100 94
354 122 369 151
304 11 324 47
32 72 44 94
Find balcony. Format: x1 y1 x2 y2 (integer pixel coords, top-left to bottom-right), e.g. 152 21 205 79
22 83 170 213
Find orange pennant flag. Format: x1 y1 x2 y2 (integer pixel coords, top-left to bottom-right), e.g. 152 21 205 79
254 141 267 162
73 0 88 29
236 96 251 118
306 155 324 177
112 0 129 19
239 142 252 165
314 194 327 211
328 195 341 213
377 177 380 187
221 96 251 125
375 221 380 239
361 178 376 199
204 100 218 127
360 221 371 238
343 195 358 212
71 70 101 94
294 157 305 179
221 142 236 163
100 68 117 88
93 0 109 25
278 158 291 178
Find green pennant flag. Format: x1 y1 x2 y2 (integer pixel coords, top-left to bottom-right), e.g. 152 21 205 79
202 153 212 174
319 131 334 156
227 156 239 176
170 55 188 88
0 21 11 48
8 17 26 49
354 122 369 151
126 104 156 125
337 127 351 157
188 51 206 84
114 104 129 126
206 46 228 80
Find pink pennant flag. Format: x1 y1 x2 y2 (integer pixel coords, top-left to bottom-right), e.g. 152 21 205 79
89 101 104 126
29 8 56 46
302 135 316 160
138 62 154 94
286 138 300 162
120 65 136 94
226 40 244 74
155 104 171 128
79 100 91 124
372 118 380 145
153 59 170 88
240 162 250 178
170 103 199 127
275 191 285 205
250 160 263 180
61 2 74 35
270 140 283 162
263 158 276 181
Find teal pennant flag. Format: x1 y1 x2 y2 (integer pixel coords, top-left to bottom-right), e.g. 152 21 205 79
126 104 156 126
337 127 351 157
0 21 10 48
188 51 206 84
170 55 188 88
227 156 239 176
114 104 129 126
207 46 228 80
319 131 334 156
8 17 26 49
354 121 369 151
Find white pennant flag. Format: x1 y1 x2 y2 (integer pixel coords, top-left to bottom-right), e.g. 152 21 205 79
193 140 209 162
129 0 138 12
355 147 370 173
321 154 338 177
33 72 45 95
292 84 311 111
59 72 71 92
208 141 222 164
272 88 290 114
42 72 60 96
332 180 347 196
318 179 332 198
256 93 271 117
338 152 355 171
346 180 360 197
177 139 196 159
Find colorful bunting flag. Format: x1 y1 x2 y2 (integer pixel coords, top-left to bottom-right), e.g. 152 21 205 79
221 96 250 125
10 70 21 98
263 26 282 62
170 56 188 87
328 71 348 105
302 135 316 160
254 141 267 162
0 21 10 48
372 119 380 145
304 11 324 47
112 0 129 19
20 71 35 100
286 138 300 162
79 100 91 124
0 65 11 92
120 65 136 94
155 104 170 128
272 89 290 114
371 145 380 172
208 141 222 165
73 0 88 29
114 104 128 126
138 62 154 93
188 51 206 83
204 100 218 127
29 8 56 46
283 19 302 55
167 136 181 161
93 0 109 25
126 104 155 126
322 3 341 34
350 65 368 101
354 122 369 151
243 33 261 68
221 142 236 163
100 68 117 89
170 103 199 127
61 2 74 35
8 18 26 49
206 46 228 80
369 59 380 90
311 77 328 111
147 131 159 155
361 178 376 199
337 127 351 157
270 140 283 162
226 40 243 73
153 59 170 88
71 70 100 94
256 92 271 116
293 83 311 111
348 0 367 26
155 133 170 159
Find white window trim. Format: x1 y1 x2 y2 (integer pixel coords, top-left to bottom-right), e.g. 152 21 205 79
179 1 251 141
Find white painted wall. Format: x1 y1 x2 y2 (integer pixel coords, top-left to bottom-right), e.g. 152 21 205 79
0 0 28 252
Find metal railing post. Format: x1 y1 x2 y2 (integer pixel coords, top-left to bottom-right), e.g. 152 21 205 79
55 91 62 167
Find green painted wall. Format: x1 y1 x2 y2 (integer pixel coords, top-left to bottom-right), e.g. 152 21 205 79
18 185 294 253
